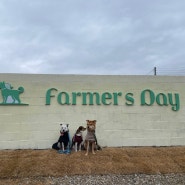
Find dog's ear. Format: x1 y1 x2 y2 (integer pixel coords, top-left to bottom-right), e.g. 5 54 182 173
67 124 69 127
86 120 89 123
93 120 97 125
60 124 63 126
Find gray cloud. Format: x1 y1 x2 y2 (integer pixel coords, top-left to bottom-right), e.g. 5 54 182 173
0 0 185 75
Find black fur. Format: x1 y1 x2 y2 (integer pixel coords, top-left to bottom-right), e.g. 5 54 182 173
52 142 60 150
52 132 70 150
58 132 69 148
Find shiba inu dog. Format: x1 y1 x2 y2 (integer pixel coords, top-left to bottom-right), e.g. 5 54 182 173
84 120 96 156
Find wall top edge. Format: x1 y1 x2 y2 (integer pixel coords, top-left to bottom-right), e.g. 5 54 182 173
0 73 185 78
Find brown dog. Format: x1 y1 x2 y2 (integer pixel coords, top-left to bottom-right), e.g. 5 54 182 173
84 120 96 156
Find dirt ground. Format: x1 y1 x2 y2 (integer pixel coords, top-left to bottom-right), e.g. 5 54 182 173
0 147 185 184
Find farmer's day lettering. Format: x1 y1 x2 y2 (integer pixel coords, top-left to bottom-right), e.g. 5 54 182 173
46 88 180 111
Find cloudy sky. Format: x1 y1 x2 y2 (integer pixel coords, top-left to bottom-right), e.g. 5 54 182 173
0 0 185 75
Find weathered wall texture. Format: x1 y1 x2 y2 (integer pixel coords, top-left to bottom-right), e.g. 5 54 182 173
0 74 184 149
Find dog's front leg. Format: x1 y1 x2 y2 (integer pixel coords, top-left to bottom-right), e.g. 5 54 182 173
75 142 78 152
92 142 96 155
61 142 64 151
85 141 89 156
79 143 82 151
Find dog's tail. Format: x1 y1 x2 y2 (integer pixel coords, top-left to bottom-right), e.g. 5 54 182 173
18 87 24 94
93 133 102 150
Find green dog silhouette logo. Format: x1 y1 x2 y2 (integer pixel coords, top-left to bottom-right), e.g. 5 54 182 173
0 81 28 105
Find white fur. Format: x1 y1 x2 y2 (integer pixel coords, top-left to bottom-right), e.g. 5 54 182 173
60 124 69 133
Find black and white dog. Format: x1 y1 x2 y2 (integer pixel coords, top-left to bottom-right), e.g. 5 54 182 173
59 124 70 151
71 126 86 152
52 124 70 151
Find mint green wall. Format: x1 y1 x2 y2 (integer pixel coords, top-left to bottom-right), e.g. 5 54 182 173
0 74 184 149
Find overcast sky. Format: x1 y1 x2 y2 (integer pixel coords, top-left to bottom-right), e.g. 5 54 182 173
0 0 185 75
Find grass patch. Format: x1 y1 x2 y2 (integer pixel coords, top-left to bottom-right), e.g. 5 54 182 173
0 147 185 179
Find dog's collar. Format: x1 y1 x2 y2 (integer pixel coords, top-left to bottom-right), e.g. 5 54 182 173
60 131 68 134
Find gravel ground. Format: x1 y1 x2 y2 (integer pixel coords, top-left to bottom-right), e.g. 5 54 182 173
1 174 185 185
48 174 185 185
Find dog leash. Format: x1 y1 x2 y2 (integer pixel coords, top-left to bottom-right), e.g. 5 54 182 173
68 132 72 149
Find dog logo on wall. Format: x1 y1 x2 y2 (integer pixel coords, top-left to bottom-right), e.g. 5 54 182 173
0 81 28 105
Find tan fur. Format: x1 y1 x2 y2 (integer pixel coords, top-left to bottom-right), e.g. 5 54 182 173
84 120 96 156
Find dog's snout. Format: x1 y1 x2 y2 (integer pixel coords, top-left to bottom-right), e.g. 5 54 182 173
89 125 94 129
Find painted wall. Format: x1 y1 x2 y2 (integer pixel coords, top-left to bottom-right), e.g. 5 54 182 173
0 73 185 149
